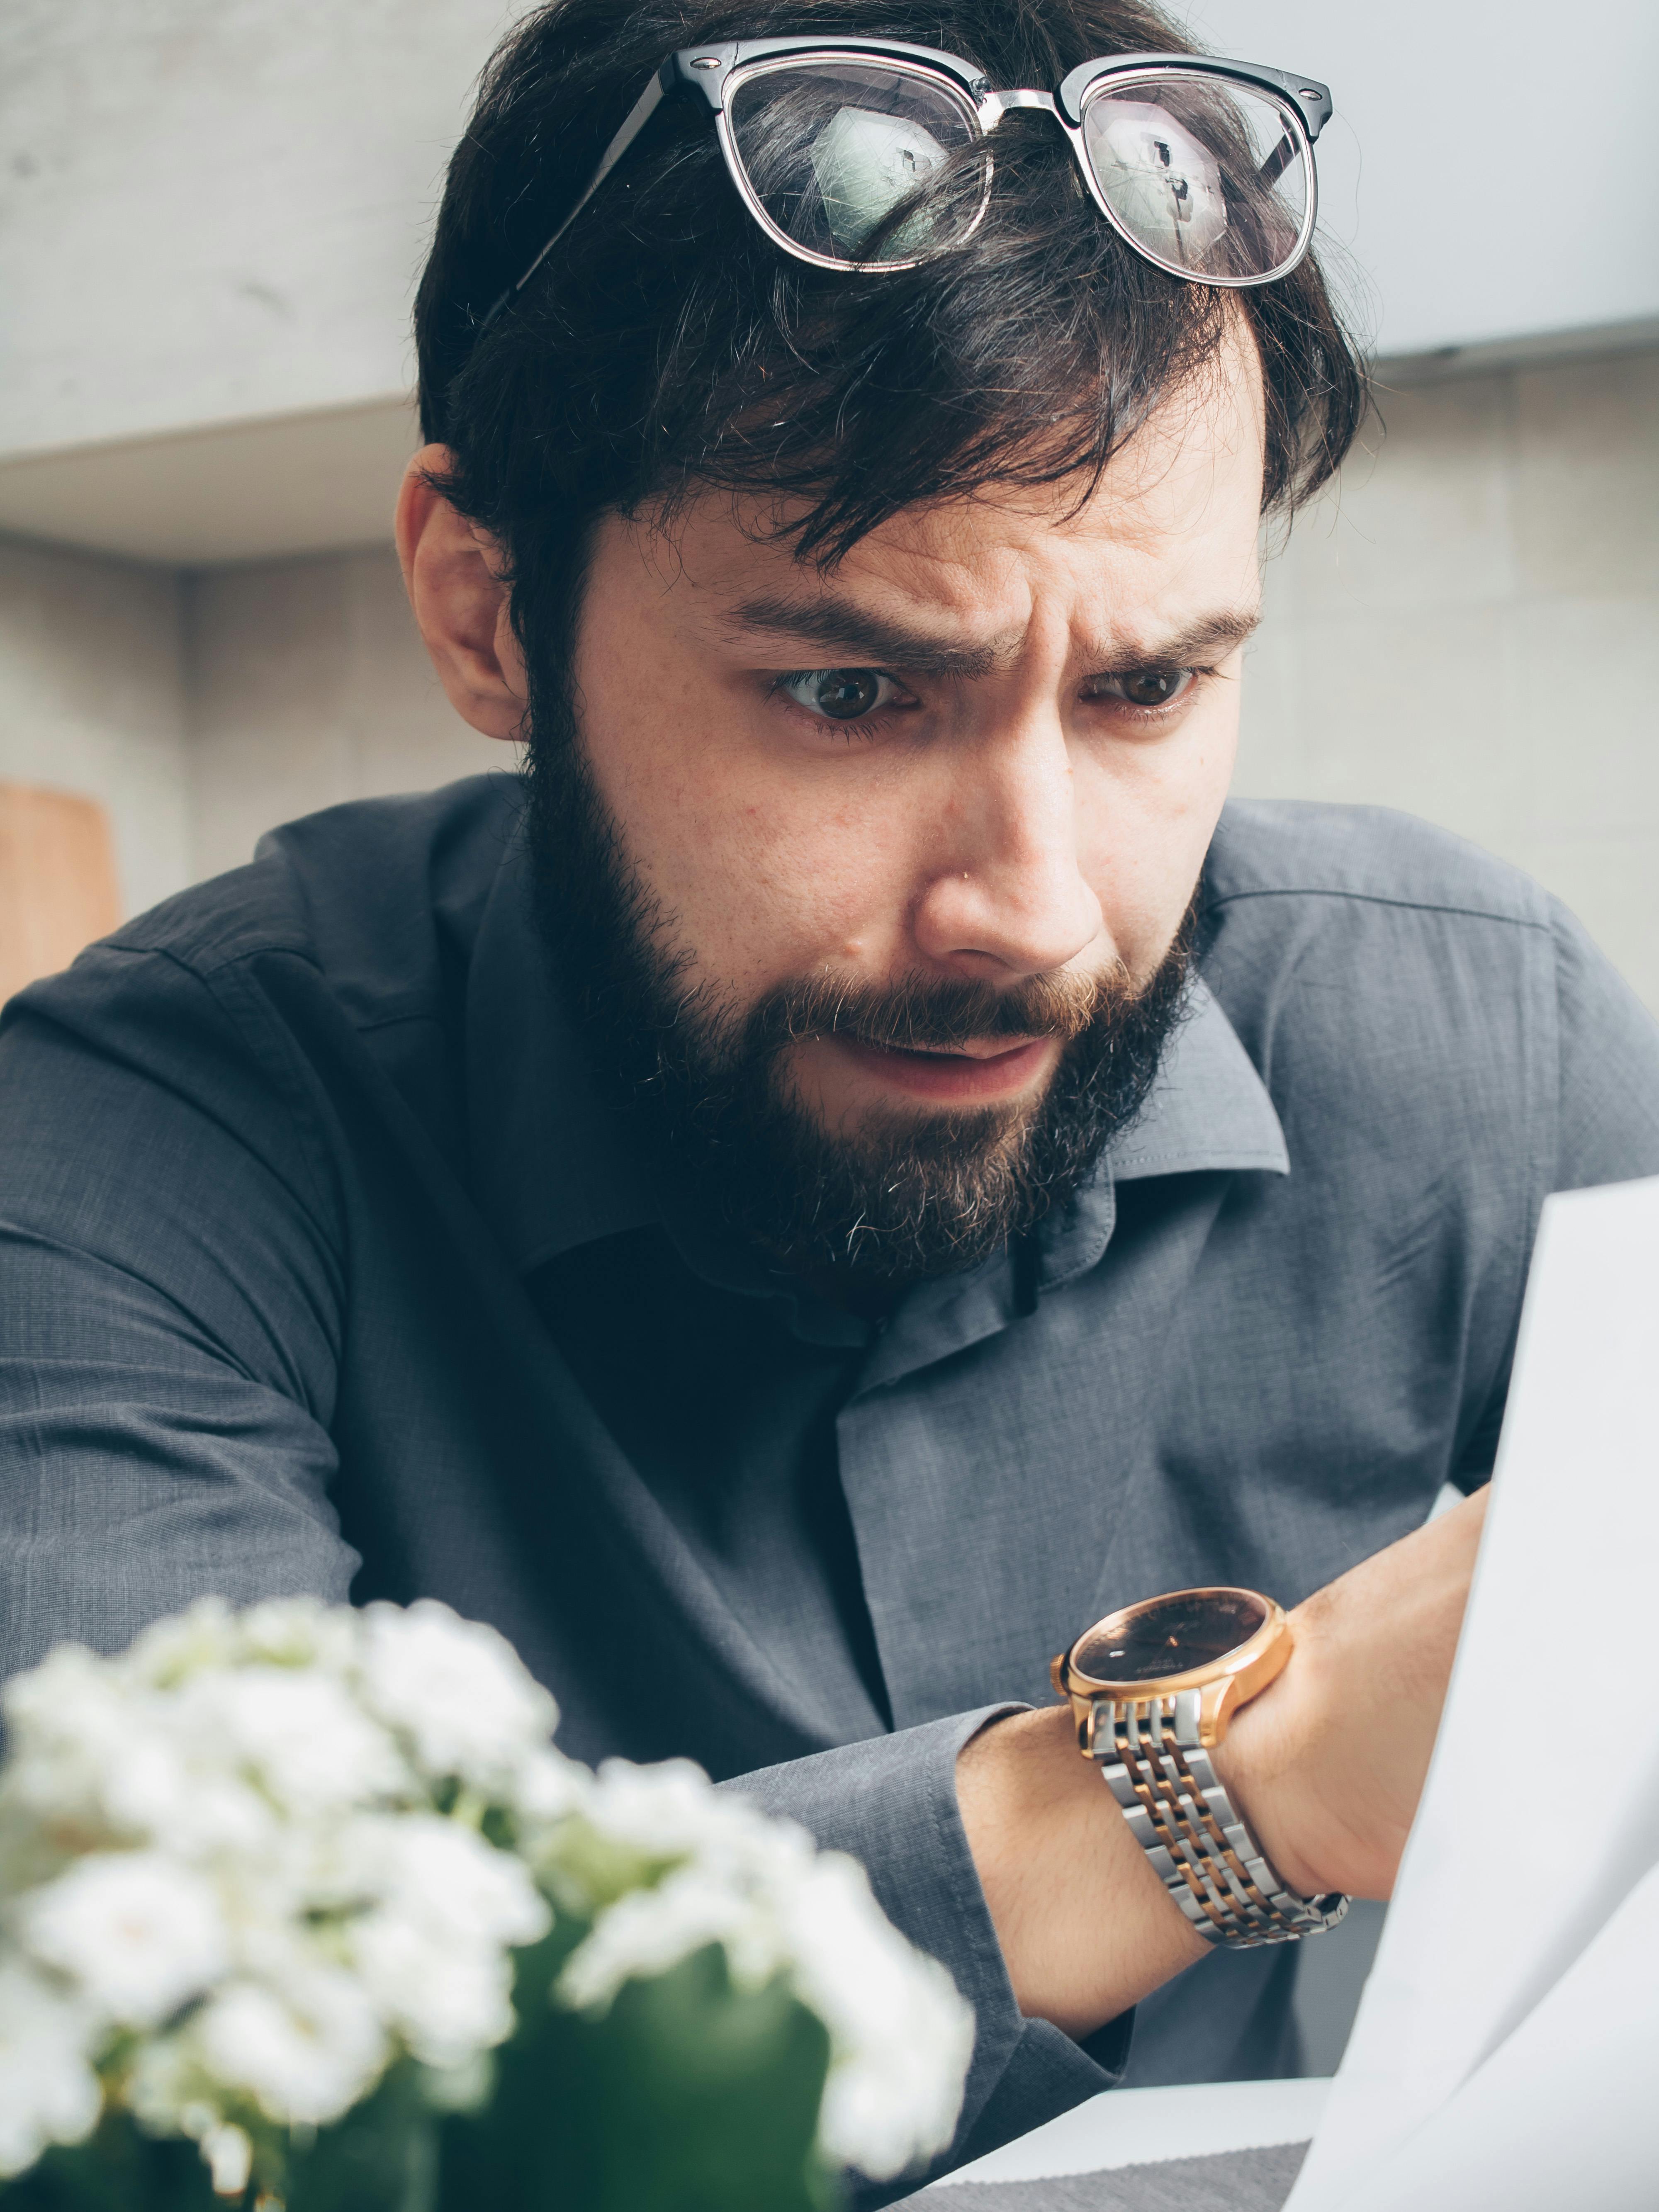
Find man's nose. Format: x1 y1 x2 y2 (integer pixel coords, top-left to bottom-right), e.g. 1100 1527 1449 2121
909 709 1104 982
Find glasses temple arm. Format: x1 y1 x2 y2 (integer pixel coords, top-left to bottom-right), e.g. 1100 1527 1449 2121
475 71 669 340
1256 131 1297 189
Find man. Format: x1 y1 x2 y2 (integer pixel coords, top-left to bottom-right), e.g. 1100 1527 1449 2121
3 0 1657 2195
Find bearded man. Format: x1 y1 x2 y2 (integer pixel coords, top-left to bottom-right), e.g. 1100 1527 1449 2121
4 0 1657 2197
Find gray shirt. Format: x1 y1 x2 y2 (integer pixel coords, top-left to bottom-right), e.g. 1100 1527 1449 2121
3 776 1657 2200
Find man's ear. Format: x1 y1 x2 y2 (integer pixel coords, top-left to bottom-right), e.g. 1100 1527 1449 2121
395 446 528 741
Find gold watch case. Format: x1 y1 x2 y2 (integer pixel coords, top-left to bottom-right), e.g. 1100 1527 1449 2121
1050 1585 1292 1754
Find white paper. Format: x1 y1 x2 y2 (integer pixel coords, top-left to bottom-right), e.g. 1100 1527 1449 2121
1287 1174 1659 2211
1322 1862 1659 2211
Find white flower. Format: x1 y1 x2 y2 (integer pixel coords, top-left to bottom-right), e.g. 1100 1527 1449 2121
357 1601 558 1794
507 1744 584 1828
343 1814 549 2067
124 1597 244 1686
573 1756 749 1860
557 1862 759 2009
0 1645 144 1839
233 1597 360 1679
123 2031 205 2136
555 1762 972 2181
0 1958 102 2178
200 2122 253 2198
93 1724 275 1865
351 1915 516 2069
20 1852 230 2029
0 1598 975 2194
185 1667 408 1818
192 1968 388 2126
374 1815 551 1948
778 1853 972 2180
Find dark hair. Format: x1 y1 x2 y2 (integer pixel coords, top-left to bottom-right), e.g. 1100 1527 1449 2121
415 0 1365 705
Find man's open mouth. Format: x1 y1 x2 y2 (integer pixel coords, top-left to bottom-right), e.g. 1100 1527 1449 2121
831 1033 1056 1101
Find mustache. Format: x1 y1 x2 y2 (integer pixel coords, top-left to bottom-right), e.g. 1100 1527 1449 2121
740 964 1138 1060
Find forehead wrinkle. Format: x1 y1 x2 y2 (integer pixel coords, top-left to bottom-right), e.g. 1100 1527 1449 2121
719 592 1261 678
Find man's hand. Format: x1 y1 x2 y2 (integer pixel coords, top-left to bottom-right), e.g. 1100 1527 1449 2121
956 1486 1489 2038
1216 1485 1489 1901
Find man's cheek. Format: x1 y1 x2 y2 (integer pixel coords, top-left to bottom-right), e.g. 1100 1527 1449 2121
717 816 897 955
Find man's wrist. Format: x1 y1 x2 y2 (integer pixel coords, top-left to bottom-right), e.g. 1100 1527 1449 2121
956 1704 1207 2037
1208 1621 1330 1901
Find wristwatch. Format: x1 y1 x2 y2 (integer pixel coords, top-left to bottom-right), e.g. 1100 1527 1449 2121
1051 1586 1348 1947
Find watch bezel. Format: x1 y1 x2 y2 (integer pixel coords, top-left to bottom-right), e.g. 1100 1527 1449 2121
1051 1585 1290 1719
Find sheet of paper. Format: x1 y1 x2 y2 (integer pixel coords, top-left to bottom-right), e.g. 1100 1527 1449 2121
1286 1172 1659 2211
1325 1860 1659 2211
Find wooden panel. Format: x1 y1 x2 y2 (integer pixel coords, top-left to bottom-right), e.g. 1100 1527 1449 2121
0 782 121 1004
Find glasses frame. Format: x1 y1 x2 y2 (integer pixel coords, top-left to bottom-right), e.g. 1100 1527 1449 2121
486 37 1332 329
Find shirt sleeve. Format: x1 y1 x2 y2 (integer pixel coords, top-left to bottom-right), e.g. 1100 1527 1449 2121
0 944 359 1684
1549 899 1659 1193
725 1709 1131 2205
1455 899 1659 1486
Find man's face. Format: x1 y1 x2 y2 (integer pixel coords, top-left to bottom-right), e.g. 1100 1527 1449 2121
568 352 1257 1068
473 339 1266 1288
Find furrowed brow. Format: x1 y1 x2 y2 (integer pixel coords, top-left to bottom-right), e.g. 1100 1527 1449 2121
722 596 1262 676
723 594 1014 679
1098 606 1262 669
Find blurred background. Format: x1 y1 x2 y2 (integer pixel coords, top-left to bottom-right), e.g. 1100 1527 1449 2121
1 0 1657 1009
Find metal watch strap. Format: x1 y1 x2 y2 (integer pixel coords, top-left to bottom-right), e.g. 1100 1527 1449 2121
1087 1689 1349 1946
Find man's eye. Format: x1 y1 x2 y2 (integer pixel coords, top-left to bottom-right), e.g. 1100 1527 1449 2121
1088 667 1196 709
777 668 908 722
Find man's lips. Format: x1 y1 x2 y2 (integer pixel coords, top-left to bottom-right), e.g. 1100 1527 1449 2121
829 1033 1056 1104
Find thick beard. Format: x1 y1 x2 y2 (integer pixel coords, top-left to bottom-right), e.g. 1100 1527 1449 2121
523 722 1193 1291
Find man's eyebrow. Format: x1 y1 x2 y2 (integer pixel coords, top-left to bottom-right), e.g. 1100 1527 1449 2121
1099 606 1262 668
722 594 1014 677
722 594 1261 674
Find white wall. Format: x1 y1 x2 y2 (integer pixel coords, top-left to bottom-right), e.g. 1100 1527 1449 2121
0 0 513 457
1188 0 1659 358
1236 347 1659 1007
7 0 1657 489
0 537 190 918
185 549 495 882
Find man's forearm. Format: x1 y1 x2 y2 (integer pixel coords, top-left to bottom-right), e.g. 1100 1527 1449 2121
956 1704 1207 2037
957 1488 1490 2037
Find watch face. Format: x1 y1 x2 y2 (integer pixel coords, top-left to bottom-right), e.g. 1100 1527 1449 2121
1072 1589 1268 1685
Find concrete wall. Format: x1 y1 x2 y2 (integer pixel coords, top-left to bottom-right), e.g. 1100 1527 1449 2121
1236 347 1659 1009
0 0 512 457
8 0 1654 463
0 537 190 918
185 548 493 882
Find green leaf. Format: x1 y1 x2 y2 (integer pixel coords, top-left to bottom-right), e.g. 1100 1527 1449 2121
440 1940 840 2212
0 2115 218 2212
285 2066 438 2212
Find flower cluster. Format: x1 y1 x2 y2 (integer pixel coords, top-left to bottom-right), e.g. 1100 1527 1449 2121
547 1760 973 2181
0 1598 564 2188
0 1598 971 2196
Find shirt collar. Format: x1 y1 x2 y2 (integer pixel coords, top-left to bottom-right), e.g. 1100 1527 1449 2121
467 831 1288 1280
1029 975 1289 1298
1105 974 1290 1183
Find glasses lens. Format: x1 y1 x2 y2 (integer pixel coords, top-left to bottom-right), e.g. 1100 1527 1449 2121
1080 71 1311 282
726 61 984 266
